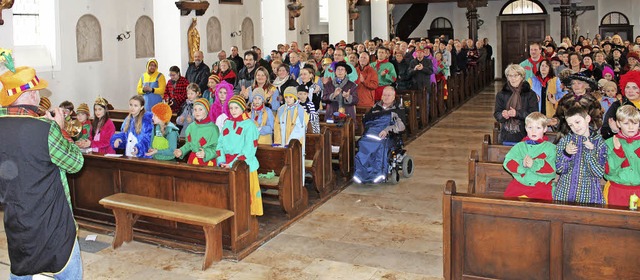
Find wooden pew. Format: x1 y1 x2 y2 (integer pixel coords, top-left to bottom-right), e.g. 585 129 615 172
444 180 640 280
110 109 177 130
468 150 511 195
320 118 355 178
99 193 233 270
67 154 258 259
397 89 418 137
255 139 308 219
354 106 369 136
481 134 511 163
305 128 334 197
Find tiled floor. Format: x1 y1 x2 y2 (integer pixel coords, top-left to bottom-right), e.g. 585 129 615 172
0 83 499 279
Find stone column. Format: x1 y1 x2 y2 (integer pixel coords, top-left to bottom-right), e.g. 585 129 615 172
370 0 389 40
328 0 352 43
153 0 189 74
560 0 571 40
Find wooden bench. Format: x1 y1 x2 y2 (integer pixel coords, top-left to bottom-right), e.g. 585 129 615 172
354 106 369 136
99 193 233 270
492 121 559 145
305 127 334 197
67 154 258 259
256 139 308 218
468 149 511 195
444 180 640 279
110 109 177 130
481 134 511 163
397 89 419 137
320 118 355 178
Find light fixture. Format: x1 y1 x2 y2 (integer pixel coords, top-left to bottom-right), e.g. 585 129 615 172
230 30 242 37
116 31 131 41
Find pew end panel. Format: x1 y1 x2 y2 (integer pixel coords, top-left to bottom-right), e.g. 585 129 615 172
256 139 308 218
444 180 640 280
305 128 335 197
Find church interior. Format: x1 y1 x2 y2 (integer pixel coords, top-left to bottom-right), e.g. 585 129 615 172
1 0 640 279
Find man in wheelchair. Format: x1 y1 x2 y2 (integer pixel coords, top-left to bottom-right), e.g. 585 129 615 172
353 86 414 184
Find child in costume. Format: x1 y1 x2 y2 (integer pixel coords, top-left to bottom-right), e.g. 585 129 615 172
209 81 232 131
176 83 200 137
147 102 179 161
274 86 308 146
75 103 92 141
173 98 219 166
297 84 320 134
111 95 154 158
216 95 263 216
503 112 556 200
58 100 75 120
202 74 220 104
604 105 640 206
77 96 116 154
137 58 166 112
297 66 323 112
600 81 618 113
555 106 607 204
250 87 275 144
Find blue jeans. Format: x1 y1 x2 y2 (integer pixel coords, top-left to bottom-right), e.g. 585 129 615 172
10 239 83 280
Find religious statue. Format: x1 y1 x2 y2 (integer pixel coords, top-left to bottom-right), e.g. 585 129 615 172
287 0 303 31
188 18 200 63
0 0 15 25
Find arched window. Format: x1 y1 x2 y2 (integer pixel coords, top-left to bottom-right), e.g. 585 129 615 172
599 12 633 41
430 17 452 29
500 0 546 15
601 12 629 25
135 16 155 58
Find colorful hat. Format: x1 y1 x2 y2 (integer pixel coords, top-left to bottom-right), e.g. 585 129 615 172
620 71 640 96
39 96 51 112
321 58 332 65
208 74 220 83
194 98 210 115
283 86 298 101
76 103 90 116
251 87 266 102
228 95 247 111
151 102 172 123
0 66 49 107
602 66 614 78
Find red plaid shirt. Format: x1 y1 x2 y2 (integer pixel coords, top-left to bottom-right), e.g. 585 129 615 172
165 76 190 113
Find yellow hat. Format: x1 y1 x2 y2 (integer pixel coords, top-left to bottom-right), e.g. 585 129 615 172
283 86 298 101
0 66 49 107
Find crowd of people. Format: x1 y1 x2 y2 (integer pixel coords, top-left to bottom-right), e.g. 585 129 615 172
496 34 640 208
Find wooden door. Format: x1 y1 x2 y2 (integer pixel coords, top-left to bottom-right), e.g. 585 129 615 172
309 34 329 50
501 20 545 75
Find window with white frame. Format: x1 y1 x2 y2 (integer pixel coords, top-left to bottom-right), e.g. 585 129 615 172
12 0 59 70
319 0 329 23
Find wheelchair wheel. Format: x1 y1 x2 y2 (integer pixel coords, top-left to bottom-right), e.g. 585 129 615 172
401 155 414 178
388 170 400 184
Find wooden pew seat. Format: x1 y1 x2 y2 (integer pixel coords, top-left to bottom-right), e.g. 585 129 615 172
99 193 233 270
305 128 334 197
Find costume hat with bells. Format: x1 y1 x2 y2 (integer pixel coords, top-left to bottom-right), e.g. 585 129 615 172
0 49 49 107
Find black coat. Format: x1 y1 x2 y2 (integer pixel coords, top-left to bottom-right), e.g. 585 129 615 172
393 58 412 90
494 81 539 143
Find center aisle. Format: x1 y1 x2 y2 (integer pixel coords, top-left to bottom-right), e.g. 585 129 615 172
239 82 501 279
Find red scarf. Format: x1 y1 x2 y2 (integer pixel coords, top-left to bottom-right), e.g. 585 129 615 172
616 131 640 143
522 135 549 144
375 59 389 71
228 112 250 129
536 75 551 87
252 105 264 121
528 57 544 74
195 117 211 124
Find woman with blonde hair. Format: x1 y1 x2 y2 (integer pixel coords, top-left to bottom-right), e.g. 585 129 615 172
494 64 539 144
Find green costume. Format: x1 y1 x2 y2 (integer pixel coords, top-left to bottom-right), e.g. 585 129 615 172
178 120 219 165
151 122 179 161
604 136 640 185
215 113 260 172
370 60 397 86
503 141 557 186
